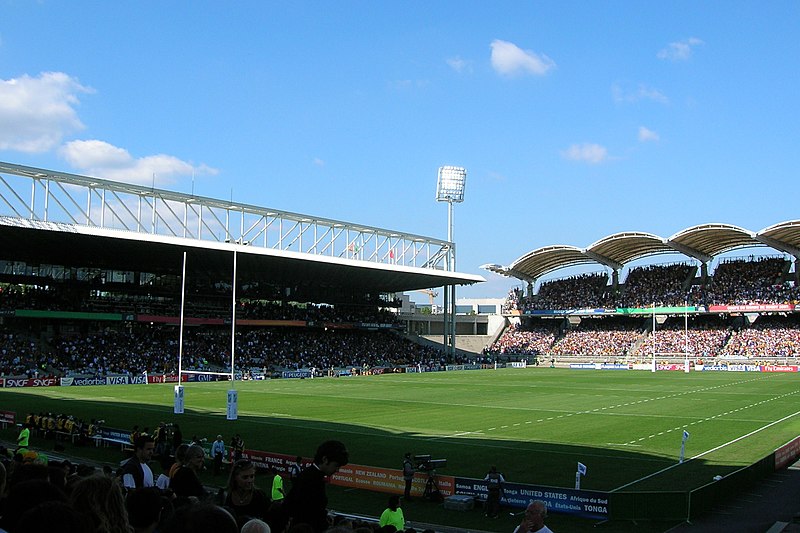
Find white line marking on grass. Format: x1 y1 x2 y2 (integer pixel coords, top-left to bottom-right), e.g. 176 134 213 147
611 408 800 493
439 431 478 439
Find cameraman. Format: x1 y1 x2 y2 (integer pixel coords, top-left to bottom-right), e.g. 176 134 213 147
402 452 415 500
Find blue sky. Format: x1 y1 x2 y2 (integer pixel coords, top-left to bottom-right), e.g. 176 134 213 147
2 1 799 301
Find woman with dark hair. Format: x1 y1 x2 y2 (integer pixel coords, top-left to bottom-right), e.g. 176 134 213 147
378 494 405 532
224 459 269 527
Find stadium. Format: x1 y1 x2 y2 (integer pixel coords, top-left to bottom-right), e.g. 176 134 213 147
1 161 800 533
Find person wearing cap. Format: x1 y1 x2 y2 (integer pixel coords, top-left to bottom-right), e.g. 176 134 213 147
212 434 227 476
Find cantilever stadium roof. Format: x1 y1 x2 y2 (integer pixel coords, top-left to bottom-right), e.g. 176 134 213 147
0 161 484 297
484 221 800 283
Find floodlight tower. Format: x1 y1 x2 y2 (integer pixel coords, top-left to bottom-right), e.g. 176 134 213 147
436 165 466 359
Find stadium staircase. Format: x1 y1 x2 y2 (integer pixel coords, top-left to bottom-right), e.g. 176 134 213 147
416 334 493 356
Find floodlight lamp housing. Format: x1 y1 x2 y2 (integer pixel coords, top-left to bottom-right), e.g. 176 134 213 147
436 166 467 203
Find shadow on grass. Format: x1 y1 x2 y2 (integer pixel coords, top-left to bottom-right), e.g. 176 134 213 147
2 386 761 532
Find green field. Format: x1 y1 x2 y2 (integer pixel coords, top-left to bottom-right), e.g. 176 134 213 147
3 368 800 531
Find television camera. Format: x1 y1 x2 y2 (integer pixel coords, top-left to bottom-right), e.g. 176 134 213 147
414 455 447 471
413 454 447 500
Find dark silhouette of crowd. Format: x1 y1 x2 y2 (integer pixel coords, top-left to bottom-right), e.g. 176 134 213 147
0 440 424 533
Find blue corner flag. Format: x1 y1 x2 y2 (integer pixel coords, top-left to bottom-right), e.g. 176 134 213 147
577 462 587 476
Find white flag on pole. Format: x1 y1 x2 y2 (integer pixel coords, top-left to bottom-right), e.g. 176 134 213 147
679 430 690 463
577 462 587 476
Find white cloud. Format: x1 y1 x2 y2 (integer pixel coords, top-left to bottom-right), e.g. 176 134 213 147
612 82 669 104
658 37 704 61
59 139 217 186
561 143 608 164
638 126 660 142
446 56 472 74
490 39 555 77
312 157 325 167
0 72 92 153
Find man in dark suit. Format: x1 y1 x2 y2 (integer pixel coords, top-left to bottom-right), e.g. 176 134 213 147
284 440 349 532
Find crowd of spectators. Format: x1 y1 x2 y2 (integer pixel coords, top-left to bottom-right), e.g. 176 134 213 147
1 256 800 376
501 287 524 313
4 314 800 379
639 321 730 358
485 324 556 356
0 323 456 378
524 273 613 311
0 283 402 325
0 446 423 533
721 316 800 358
234 328 450 374
550 320 642 357
0 333 44 377
512 257 799 311
619 263 694 308
485 316 800 359
703 257 798 306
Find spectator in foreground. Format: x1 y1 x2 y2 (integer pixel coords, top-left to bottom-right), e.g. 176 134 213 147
378 494 405 532
284 440 349 532
169 443 189 479
171 444 208 505
119 435 155 490
241 518 271 533
513 499 554 533
224 459 269 527
126 486 173 533
160 503 238 533
70 474 133 533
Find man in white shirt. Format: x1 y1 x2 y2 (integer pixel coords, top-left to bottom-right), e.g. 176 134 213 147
211 434 226 476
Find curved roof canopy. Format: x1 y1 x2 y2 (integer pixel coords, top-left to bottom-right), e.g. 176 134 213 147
486 220 800 284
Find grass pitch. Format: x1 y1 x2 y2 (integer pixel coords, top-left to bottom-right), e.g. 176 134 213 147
4 367 800 496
